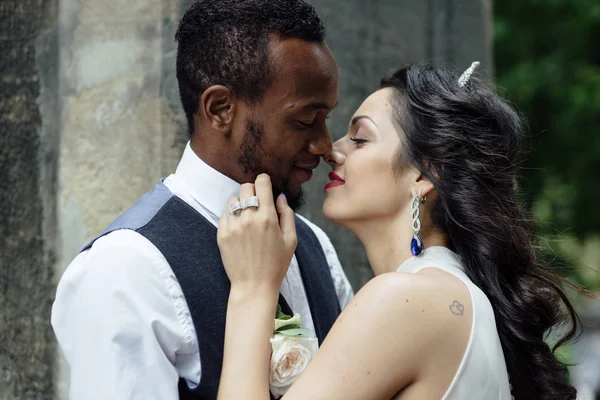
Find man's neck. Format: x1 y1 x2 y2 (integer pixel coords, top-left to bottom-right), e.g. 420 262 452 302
190 137 243 185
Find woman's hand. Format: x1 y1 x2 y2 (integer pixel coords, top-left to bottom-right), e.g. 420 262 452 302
217 174 297 400
217 173 298 293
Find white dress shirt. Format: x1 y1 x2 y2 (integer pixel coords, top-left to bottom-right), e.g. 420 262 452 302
51 143 354 400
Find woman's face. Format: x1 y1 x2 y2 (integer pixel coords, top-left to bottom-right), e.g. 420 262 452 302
323 88 417 227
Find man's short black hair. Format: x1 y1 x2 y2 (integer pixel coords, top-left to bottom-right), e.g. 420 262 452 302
175 0 326 135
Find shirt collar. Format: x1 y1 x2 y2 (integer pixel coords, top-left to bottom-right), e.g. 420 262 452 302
175 142 240 218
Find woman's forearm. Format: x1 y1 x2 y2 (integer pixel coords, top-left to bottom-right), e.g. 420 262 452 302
218 283 279 400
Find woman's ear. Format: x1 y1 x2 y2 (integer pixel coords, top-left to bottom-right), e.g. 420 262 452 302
415 177 435 199
410 163 436 200
199 85 237 134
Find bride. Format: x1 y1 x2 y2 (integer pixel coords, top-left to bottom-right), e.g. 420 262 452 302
215 63 581 399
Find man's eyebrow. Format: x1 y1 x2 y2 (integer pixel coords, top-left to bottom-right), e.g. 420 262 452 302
350 115 378 127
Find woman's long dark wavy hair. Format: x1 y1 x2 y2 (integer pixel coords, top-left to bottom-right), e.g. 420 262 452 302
381 64 581 399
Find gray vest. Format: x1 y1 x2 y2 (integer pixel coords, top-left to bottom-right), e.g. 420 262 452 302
82 180 341 399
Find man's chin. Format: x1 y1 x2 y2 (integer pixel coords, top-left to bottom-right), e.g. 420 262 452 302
286 189 305 212
273 184 304 212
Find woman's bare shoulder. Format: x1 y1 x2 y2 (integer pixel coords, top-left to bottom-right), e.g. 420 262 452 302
344 270 472 342
283 271 473 400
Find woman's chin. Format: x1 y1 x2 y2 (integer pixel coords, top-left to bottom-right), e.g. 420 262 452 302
322 198 348 226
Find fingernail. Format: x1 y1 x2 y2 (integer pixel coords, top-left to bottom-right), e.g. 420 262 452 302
279 193 287 203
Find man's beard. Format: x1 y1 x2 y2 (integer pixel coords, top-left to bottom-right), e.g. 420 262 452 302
237 119 305 211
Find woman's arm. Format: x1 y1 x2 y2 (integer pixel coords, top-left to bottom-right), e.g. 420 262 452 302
282 273 423 399
217 174 297 400
282 270 471 400
219 284 279 399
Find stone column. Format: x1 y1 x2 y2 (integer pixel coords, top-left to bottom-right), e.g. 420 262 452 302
0 0 59 399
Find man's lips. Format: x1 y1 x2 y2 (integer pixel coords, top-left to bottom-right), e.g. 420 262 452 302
294 161 320 171
325 172 345 191
292 165 317 183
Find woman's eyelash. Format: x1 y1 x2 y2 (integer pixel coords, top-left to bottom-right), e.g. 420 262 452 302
350 138 368 144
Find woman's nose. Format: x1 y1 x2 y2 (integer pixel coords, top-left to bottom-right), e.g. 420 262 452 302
324 141 345 167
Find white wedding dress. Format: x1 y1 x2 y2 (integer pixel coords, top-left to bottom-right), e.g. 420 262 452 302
397 246 513 400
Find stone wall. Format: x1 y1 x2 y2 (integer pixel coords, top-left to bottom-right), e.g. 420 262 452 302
57 0 184 275
0 1 492 398
54 0 184 397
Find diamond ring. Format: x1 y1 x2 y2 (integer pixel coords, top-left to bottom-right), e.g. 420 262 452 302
230 196 260 214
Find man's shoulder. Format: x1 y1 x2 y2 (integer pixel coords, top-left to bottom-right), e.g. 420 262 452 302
78 229 167 270
56 230 172 310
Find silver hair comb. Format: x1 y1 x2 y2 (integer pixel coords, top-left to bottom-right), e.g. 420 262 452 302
458 61 480 87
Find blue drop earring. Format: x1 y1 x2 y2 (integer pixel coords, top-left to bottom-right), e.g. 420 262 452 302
410 190 426 256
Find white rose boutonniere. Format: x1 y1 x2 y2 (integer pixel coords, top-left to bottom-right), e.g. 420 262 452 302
269 305 318 398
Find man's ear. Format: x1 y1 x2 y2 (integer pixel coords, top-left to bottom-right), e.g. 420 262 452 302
199 85 237 134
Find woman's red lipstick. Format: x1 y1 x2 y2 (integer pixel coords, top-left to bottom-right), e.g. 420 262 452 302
325 172 345 191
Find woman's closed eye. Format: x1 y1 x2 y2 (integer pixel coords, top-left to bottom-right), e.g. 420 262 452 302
350 137 368 146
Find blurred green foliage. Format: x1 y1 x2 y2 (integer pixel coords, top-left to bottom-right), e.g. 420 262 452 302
494 0 600 291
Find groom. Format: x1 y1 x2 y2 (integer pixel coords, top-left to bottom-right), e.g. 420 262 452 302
51 0 353 399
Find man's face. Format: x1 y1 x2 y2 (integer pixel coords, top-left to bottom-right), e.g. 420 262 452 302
236 38 339 210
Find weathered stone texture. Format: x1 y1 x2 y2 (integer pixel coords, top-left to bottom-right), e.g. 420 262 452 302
53 0 183 398
0 1 59 399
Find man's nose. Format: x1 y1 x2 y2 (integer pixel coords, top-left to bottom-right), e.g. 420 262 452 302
307 126 333 157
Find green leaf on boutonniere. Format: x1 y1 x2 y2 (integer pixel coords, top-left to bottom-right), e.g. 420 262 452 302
276 304 286 319
274 313 302 332
277 328 311 336
275 324 301 332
